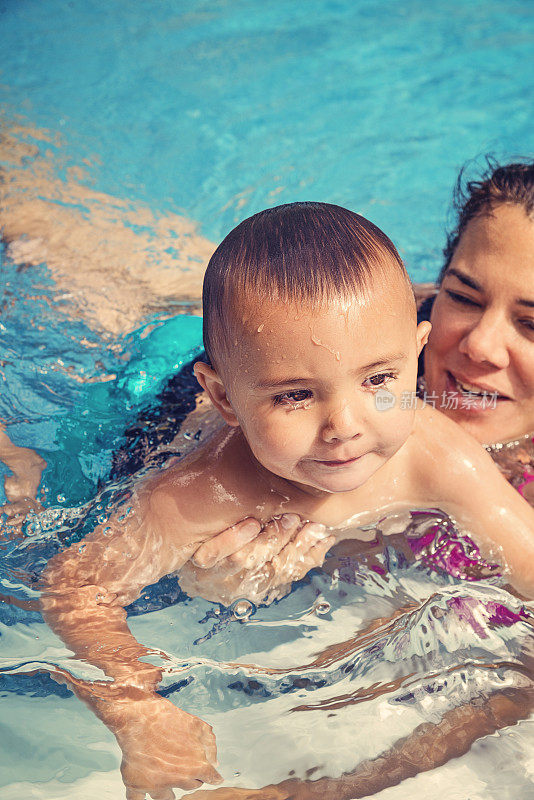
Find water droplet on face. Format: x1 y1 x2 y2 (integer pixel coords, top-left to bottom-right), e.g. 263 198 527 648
257 324 264 333
233 598 255 619
314 600 331 616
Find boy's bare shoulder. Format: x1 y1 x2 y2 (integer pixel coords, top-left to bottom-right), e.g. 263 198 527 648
409 403 494 483
142 434 255 546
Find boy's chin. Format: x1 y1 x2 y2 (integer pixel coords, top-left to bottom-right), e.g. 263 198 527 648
297 458 381 494
309 476 370 494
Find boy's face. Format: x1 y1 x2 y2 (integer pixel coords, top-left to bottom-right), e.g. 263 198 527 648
203 273 429 495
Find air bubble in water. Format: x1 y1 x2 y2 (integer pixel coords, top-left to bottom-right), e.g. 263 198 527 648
314 600 331 616
233 599 255 619
56 494 65 503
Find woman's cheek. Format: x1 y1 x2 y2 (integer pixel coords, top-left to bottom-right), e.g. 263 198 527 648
430 301 467 355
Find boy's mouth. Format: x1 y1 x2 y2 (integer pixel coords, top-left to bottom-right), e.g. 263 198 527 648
313 454 363 468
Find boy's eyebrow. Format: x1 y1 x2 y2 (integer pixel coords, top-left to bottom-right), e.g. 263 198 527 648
254 377 312 389
446 267 534 307
359 354 407 371
254 354 407 389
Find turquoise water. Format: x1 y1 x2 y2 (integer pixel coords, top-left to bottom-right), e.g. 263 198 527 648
2 0 533 273
1 1 534 797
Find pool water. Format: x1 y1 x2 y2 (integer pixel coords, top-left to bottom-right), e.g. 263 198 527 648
1 0 534 797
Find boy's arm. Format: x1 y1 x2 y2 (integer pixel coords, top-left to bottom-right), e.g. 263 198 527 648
40 486 222 797
415 408 534 598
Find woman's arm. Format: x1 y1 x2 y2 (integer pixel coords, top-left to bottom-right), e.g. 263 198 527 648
0 423 46 517
186 686 533 799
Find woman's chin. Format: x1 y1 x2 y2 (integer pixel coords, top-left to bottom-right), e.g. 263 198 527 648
443 404 527 445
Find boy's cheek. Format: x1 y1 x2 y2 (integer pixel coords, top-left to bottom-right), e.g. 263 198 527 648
393 408 416 444
250 422 311 462
375 406 415 449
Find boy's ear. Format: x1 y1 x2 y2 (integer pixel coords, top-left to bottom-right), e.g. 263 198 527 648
416 321 432 355
194 362 239 427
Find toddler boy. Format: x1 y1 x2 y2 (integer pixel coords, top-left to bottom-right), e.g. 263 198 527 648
42 202 534 800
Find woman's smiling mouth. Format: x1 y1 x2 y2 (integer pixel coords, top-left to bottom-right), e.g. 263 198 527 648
445 371 512 409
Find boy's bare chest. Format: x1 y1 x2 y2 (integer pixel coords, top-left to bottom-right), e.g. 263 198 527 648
209 452 420 533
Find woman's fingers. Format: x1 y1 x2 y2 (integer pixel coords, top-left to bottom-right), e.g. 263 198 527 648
192 518 262 568
226 515 302 572
292 522 328 553
306 536 336 572
273 528 335 581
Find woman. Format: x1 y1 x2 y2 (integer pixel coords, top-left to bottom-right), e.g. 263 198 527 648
421 160 534 499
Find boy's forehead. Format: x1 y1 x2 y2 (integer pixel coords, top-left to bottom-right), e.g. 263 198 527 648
234 271 414 335
229 273 416 364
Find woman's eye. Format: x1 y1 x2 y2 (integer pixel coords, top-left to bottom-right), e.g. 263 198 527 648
363 372 396 389
445 289 481 307
273 389 313 406
519 318 534 333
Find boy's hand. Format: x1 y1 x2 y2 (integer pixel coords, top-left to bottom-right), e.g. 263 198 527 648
104 694 222 798
179 515 335 605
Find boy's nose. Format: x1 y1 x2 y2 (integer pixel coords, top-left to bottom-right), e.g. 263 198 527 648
321 400 363 443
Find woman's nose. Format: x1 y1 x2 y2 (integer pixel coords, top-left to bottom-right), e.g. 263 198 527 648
458 312 510 370
321 400 363 443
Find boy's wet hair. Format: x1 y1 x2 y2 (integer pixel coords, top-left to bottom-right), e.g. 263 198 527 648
440 158 534 283
202 201 410 368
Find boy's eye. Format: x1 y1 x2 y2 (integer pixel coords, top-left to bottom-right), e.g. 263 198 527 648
445 289 481 308
363 372 396 389
273 389 313 406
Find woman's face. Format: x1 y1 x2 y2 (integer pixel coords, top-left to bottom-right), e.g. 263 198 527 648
424 203 534 444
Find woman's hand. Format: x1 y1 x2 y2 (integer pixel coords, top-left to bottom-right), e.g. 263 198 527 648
102 693 222 799
179 515 336 606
